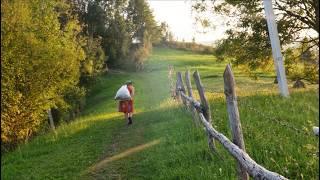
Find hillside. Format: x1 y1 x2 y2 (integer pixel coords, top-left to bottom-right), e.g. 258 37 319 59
2 47 319 179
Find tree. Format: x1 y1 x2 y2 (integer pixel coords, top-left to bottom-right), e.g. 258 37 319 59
1 0 85 149
67 0 108 75
125 0 161 70
157 22 173 45
192 37 196 44
193 0 319 83
67 0 161 70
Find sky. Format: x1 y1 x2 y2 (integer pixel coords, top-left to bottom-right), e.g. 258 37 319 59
147 1 318 46
147 0 228 45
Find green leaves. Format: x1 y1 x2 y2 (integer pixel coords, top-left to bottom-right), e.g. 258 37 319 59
195 0 319 82
1 0 84 148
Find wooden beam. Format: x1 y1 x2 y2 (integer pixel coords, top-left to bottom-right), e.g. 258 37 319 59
180 92 202 112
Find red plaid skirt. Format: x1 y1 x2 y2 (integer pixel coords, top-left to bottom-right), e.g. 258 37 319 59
118 100 134 113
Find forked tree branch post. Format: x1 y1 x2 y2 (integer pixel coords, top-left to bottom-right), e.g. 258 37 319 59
193 70 216 151
223 64 248 180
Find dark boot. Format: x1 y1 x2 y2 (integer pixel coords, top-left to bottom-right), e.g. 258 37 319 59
128 117 133 125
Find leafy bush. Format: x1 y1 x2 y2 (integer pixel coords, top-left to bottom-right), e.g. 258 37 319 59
1 0 84 150
51 86 86 124
284 42 319 84
80 37 107 88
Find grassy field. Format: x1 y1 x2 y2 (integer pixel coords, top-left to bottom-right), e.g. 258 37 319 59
2 47 319 179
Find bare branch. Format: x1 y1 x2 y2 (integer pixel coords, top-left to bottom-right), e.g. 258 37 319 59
275 1 316 32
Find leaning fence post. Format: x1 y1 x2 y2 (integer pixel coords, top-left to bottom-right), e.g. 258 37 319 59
176 73 181 101
193 70 216 151
168 65 176 99
185 70 199 125
176 72 187 106
224 64 248 180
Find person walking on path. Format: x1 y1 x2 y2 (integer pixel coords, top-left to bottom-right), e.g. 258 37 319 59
118 80 135 125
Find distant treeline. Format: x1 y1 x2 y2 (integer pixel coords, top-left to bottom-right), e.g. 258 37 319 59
1 0 167 152
157 41 214 54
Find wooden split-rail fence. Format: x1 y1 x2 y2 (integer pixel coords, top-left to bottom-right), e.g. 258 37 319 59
174 64 288 180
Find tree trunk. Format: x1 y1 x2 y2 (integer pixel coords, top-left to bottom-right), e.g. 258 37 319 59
47 109 55 130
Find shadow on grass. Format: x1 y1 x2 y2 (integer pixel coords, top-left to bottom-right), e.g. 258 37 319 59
203 74 221 79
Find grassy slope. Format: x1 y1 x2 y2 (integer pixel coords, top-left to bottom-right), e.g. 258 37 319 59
2 47 319 179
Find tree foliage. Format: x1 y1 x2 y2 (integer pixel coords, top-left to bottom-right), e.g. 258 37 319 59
193 0 319 83
1 0 85 148
69 0 162 70
157 22 175 45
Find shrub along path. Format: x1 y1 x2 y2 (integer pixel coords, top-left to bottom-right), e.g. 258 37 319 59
2 47 319 179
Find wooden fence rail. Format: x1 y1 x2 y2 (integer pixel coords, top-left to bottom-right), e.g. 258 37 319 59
175 64 288 180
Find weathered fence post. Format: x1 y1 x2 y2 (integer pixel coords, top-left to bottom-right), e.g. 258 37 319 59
176 73 181 101
193 70 216 151
176 72 187 105
168 65 176 99
47 109 55 130
223 64 248 180
185 70 199 125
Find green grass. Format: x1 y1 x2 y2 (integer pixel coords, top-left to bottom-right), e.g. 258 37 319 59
2 47 319 179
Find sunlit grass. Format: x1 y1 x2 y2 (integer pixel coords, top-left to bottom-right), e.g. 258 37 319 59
87 139 161 173
79 112 122 123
